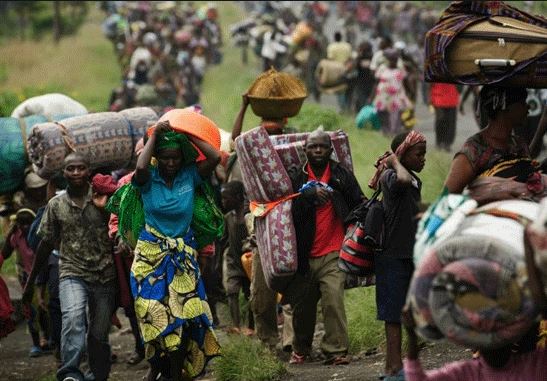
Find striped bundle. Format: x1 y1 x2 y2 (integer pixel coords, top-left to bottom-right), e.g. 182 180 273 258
27 107 157 178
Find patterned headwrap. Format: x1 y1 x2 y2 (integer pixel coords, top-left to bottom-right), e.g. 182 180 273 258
155 130 198 166
368 130 426 190
477 85 528 120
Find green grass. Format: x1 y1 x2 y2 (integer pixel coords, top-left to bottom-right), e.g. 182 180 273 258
213 335 287 381
345 287 384 354
37 375 56 381
0 6 119 112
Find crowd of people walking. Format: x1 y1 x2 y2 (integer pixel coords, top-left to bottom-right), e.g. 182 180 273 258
102 1 223 115
0 2 546 381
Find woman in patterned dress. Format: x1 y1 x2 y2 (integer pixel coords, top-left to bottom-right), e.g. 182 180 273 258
368 48 412 137
131 121 221 381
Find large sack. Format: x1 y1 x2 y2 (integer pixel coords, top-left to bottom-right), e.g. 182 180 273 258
408 196 540 349
27 107 157 178
315 59 347 93
0 115 73 195
235 127 297 292
424 1 547 87
292 21 313 46
11 93 88 118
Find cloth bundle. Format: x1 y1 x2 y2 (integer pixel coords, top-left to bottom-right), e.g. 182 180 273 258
525 197 547 303
0 114 74 195
10 93 88 118
269 130 354 174
27 107 157 178
408 197 541 349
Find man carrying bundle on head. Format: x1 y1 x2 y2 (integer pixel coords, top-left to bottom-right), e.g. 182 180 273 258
226 69 306 353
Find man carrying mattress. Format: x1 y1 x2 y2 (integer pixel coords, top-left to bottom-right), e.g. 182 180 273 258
229 94 298 353
287 129 364 365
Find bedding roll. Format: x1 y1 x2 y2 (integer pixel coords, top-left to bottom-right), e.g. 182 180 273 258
408 198 541 349
27 107 157 178
0 114 73 195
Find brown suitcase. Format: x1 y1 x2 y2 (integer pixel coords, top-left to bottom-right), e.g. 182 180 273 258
446 16 547 87
424 1 547 88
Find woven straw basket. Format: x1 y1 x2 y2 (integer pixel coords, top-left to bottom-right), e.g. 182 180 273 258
248 95 306 119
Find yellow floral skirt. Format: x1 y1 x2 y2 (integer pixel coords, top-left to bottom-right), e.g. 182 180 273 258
130 226 220 378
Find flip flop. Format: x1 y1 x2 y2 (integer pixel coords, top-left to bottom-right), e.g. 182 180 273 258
289 352 306 364
323 355 350 365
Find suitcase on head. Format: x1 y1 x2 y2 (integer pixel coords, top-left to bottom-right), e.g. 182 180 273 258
425 1 547 88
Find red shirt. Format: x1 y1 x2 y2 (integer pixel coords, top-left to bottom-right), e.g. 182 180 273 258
307 163 346 257
430 83 460 108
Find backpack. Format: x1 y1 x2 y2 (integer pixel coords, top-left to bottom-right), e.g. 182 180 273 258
338 190 384 276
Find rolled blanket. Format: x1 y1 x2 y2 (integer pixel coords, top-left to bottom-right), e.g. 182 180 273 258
525 197 547 310
27 107 157 178
0 114 75 195
408 198 541 349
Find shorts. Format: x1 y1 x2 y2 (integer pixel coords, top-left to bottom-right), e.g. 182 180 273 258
375 256 414 323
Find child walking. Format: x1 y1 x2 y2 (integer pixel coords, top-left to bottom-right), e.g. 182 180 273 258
369 130 427 381
220 180 254 335
1 208 50 357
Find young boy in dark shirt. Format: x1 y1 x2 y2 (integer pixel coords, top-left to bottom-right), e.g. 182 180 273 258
370 130 427 381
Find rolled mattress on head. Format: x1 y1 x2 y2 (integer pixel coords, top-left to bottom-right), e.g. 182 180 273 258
408 198 541 350
0 114 75 195
27 107 157 178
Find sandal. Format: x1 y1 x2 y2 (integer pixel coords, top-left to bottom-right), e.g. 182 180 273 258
289 351 306 365
333 355 350 365
323 355 350 365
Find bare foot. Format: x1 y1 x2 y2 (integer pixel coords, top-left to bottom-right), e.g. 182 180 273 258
144 367 160 381
242 328 255 337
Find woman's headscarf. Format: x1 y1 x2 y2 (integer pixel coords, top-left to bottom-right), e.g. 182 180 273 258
154 130 198 166
368 130 426 190
477 85 528 121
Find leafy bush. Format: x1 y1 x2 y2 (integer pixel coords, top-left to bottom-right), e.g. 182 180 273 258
0 2 88 41
31 3 88 39
289 103 352 132
0 90 20 117
212 335 287 381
